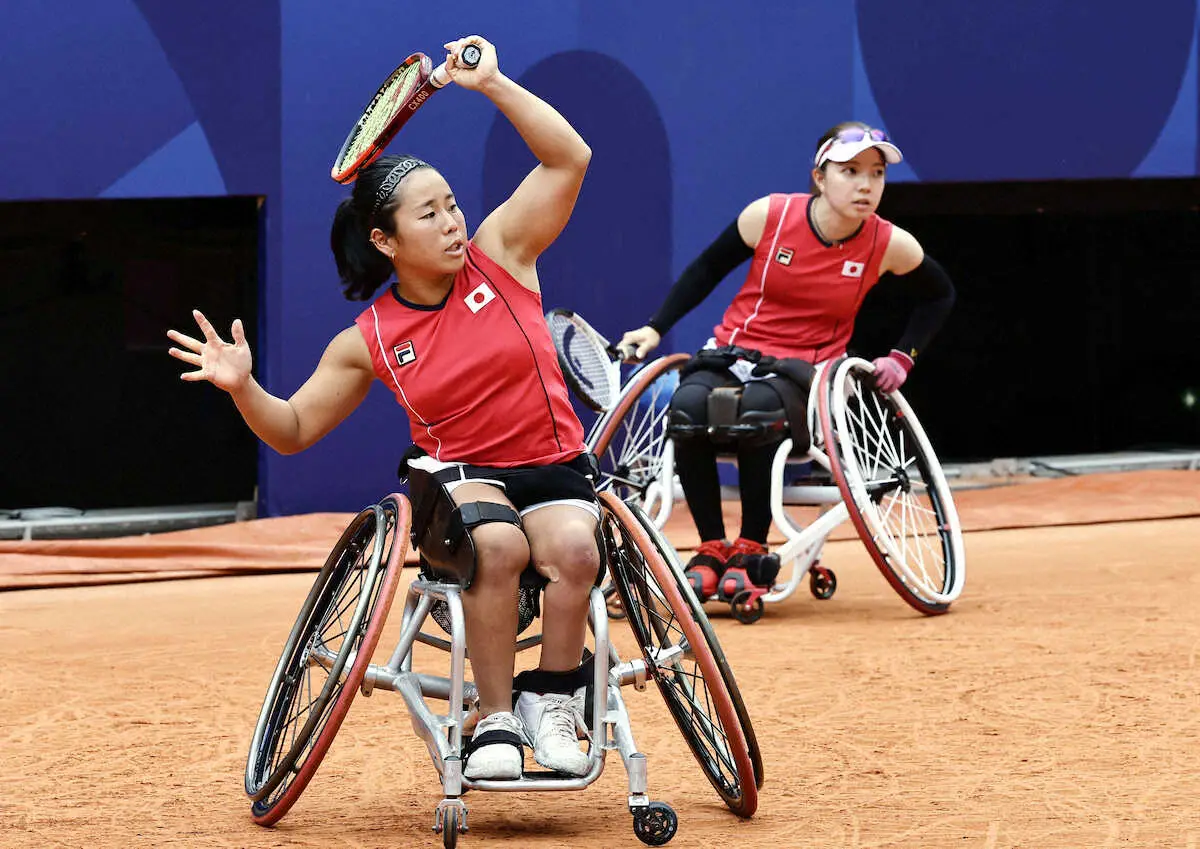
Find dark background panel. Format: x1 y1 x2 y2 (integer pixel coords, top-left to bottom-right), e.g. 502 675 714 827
0 197 260 510
853 178 1200 460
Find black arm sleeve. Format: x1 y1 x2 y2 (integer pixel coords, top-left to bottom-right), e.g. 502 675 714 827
889 255 956 359
646 219 754 335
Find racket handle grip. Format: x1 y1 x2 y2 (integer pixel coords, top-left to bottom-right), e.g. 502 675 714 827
611 343 639 363
431 43 482 88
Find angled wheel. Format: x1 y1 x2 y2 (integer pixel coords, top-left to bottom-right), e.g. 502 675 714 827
818 357 966 614
600 492 762 818
588 354 689 525
244 494 409 825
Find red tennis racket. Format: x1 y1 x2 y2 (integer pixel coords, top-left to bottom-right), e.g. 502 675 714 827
330 44 481 184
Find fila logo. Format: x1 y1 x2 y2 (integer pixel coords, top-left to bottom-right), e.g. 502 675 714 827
775 247 794 266
393 340 417 367
841 260 865 278
465 282 496 314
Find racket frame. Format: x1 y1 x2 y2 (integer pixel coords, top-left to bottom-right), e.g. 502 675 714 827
330 45 480 184
546 308 622 413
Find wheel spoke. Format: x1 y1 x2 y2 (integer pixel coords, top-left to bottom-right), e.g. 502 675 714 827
828 360 964 611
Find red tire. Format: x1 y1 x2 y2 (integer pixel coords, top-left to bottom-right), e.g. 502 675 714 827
600 491 760 817
245 494 409 825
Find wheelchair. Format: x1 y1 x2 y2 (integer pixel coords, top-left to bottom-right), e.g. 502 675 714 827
243 490 762 847
585 352 967 623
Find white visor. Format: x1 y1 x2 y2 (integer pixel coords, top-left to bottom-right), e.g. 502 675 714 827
815 137 904 167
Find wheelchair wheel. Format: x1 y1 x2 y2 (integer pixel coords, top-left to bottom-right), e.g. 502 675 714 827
244 494 409 825
599 492 762 818
588 353 689 522
818 357 966 614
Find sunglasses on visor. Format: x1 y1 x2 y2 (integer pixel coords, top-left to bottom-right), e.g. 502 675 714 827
814 127 891 165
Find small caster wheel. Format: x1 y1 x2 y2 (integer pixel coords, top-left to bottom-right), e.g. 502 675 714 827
441 809 458 849
809 565 837 600
632 801 678 845
729 590 765 624
604 582 626 620
434 801 467 849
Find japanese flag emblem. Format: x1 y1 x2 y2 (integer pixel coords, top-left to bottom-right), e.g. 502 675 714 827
465 282 496 314
841 260 865 278
393 340 417 366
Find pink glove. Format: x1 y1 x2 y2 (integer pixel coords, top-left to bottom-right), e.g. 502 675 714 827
871 350 914 393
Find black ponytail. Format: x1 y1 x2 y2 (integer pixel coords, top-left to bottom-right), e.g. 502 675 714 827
329 154 432 301
330 197 393 301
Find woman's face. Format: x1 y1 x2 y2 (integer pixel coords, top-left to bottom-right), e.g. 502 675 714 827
815 148 887 219
376 168 468 275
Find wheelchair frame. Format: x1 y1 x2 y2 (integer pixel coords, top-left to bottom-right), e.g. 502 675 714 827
244 491 761 848
587 354 967 622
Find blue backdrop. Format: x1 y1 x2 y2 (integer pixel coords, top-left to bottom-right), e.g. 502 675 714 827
3 0 1197 514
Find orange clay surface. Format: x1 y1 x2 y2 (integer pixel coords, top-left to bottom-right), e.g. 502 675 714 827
1 471 1197 848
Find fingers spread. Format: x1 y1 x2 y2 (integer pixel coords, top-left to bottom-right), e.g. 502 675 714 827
167 329 203 351
193 309 218 341
167 347 201 367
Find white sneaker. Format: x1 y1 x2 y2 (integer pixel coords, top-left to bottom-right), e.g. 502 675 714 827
463 711 525 780
515 691 589 776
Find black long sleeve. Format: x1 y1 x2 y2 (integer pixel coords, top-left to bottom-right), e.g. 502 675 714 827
889 255 956 359
647 219 754 335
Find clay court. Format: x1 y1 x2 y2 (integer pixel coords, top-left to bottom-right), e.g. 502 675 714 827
2 471 1197 848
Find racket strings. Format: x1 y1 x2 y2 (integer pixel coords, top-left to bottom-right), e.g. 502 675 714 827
339 64 423 168
558 334 614 409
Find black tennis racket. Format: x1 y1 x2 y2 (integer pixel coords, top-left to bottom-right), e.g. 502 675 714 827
330 44 482 184
545 309 632 413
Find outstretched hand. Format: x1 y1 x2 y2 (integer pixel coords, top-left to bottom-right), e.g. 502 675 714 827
167 309 253 393
616 326 661 363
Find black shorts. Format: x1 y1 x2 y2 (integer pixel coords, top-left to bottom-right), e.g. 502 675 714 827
428 453 599 519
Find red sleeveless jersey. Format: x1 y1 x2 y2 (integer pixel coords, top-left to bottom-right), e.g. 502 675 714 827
355 243 586 467
714 193 894 362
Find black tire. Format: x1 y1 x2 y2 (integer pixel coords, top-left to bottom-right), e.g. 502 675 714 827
808 565 837 600
244 494 409 825
633 801 679 846
442 807 459 849
729 591 765 624
600 492 761 817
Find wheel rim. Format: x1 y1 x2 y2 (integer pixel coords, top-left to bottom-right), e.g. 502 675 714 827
246 499 400 805
823 358 965 608
590 355 687 514
601 493 759 815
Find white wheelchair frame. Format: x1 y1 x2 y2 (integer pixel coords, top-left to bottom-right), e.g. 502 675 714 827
587 353 967 622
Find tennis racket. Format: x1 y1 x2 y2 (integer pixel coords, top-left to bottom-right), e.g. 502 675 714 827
331 44 482 184
546 308 635 413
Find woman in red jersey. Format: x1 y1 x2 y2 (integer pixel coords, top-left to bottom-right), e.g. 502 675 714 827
168 37 600 781
618 121 956 601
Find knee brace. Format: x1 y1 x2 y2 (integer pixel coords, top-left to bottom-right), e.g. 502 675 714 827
408 467 522 590
667 382 714 442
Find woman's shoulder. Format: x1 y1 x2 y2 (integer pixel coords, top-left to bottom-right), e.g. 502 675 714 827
879 223 924 275
737 193 810 247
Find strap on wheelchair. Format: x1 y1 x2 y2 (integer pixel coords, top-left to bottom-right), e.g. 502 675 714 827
407 462 523 591
670 348 815 451
750 356 815 451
